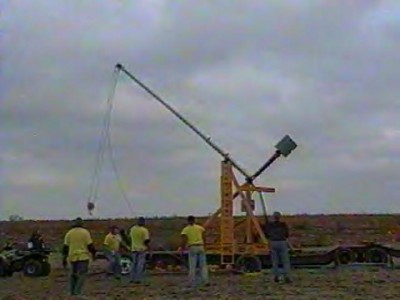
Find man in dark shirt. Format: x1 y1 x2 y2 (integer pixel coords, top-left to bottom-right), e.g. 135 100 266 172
28 230 45 251
264 211 292 283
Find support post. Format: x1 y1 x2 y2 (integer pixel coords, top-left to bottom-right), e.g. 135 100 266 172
220 161 235 264
245 190 253 244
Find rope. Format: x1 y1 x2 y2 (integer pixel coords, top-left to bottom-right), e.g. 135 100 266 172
87 67 135 215
87 73 115 210
258 191 268 217
104 107 135 215
87 76 115 212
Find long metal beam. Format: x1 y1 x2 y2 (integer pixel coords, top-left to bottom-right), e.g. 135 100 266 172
115 63 251 179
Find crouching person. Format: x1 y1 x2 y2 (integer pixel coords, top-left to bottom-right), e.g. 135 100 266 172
103 225 123 279
129 217 150 284
62 217 96 297
180 215 209 287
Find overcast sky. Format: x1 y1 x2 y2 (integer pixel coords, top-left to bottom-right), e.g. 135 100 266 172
1 1 399 220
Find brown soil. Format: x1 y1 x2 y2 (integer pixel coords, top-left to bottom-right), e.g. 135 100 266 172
1 215 400 299
1 264 400 299
1 214 399 250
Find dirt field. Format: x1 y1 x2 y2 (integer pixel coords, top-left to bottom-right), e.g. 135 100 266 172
1 214 400 251
1 262 400 299
1 215 400 299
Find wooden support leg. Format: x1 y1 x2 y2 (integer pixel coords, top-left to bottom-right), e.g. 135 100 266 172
245 191 253 244
203 208 221 229
231 171 268 245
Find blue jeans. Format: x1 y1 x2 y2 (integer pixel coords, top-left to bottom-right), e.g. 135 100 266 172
69 260 89 296
270 240 291 278
188 245 209 286
104 250 121 277
130 251 146 282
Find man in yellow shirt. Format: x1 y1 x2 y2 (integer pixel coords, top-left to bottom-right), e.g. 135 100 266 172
181 215 209 287
129 217 150 284
103 225 123 279
62 217 96 297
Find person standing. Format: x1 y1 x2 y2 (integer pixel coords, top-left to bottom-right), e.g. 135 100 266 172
62 217 96 297
129 217 150 284
263 211 292 283
180 215 209 287
103 225 123 279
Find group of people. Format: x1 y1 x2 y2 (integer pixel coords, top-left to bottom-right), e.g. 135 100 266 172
62 215 210 297
62 212 292 297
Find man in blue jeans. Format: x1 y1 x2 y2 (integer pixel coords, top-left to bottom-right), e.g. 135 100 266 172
264 211 292 283
129 217 150 284
180 215 209 287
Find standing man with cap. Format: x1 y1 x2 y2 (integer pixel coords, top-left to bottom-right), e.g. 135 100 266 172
264 211 292 283
129 217 150 284
62 217 96 297
180 215 209 287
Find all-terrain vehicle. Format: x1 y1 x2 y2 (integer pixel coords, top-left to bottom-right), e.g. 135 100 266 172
0 246 52 277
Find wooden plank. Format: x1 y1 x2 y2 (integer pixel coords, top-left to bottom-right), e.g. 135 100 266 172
238 183 275 193
231 172 268 245
203 208 221 229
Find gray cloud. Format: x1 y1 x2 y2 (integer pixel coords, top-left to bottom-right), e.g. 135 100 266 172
1 0 399 220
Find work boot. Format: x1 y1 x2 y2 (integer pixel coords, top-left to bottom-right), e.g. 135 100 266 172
199 282 210 289
284 277 293 284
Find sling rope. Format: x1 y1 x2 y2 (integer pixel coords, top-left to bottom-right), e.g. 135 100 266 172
87 68 134 215
87 64 270 218
258 191 268 218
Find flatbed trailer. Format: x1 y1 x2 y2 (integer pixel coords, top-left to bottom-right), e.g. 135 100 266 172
96 242 400 275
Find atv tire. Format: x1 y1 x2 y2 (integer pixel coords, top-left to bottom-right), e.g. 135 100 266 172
23 259 43 277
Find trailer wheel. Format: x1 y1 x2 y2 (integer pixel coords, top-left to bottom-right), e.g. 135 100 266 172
335 248 356 265
119 255 133 275
235 255 262 273
365 248 388 264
